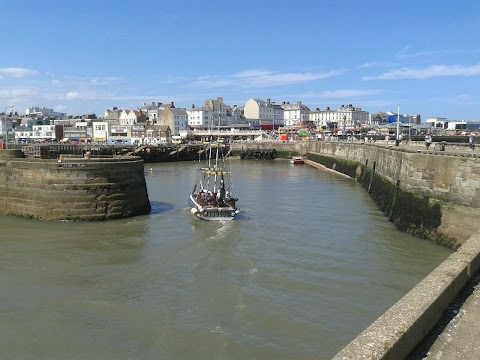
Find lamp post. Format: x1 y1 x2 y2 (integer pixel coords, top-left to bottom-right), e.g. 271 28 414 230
396 104 400 146
408 115 411 144
3 105 14 150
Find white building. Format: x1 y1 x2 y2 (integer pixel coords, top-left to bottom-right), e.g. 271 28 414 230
92 121 109 142
14 126 32 142
74 121 90 129
282 101 310 128
309 104 369 129
186 105 211 128
30 125 57 141
186 98 228 128
244 98 285 129
1 115 13 138
26 106 66 118
119 110 139 125
426 117 467 130
168 108 189 135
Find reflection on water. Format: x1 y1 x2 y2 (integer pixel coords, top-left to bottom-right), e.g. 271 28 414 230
0 160 452 359
149 201 175 215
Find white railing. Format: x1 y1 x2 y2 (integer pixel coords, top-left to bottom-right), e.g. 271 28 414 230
191 129 263 136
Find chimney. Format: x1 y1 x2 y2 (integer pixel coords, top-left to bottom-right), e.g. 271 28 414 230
171 102 174 108
192 104 195 109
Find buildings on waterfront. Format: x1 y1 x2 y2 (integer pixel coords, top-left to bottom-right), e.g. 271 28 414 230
2 96 478 145
25 106 67 119
244 98 273 129
187 97 227 128
309 104 370 129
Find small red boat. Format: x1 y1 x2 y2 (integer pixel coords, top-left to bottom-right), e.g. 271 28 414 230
290 156 304 164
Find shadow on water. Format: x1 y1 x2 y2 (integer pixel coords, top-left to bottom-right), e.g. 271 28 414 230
149 201 175 215
229 210 252 221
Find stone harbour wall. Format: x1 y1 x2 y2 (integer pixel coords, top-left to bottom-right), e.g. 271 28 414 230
0 154 151 221
307 142 480 208
306 142 480 248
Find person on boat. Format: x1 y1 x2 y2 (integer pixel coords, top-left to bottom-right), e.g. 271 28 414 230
207 192 215 206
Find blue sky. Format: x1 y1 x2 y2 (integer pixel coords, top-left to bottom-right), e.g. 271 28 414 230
1 0 480 120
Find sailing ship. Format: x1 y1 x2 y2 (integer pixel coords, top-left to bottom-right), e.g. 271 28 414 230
188 138 239 221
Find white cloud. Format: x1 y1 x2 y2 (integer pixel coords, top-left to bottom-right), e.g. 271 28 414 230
396 47 466 60
318 89 384 98
297 89 383 100
192 69 342 89
0 67 37 78
66 92 81 100
0 88 38 98
396 45 410 59
359 61 379 68
363 64 480 80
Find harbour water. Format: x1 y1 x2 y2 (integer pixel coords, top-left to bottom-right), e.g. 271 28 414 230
0 160 452 359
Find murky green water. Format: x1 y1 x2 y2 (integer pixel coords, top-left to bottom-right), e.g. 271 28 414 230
0 160 452 359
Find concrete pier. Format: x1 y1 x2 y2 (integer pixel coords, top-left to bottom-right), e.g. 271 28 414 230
331 232 480 359
0 152 151 221
421 275 480 359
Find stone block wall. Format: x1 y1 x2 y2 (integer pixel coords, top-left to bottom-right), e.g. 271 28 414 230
306 142 480 247
307 142 480 207
230 142 300 159
0 156 151 221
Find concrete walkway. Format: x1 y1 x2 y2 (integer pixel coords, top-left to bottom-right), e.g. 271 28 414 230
423 280 480 359
375 141 477 155
407 272 480 360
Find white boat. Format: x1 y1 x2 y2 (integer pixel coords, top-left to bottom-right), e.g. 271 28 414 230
290 156 305 164
188 139 239 221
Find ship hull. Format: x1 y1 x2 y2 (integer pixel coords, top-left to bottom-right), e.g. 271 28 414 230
189 194 238 221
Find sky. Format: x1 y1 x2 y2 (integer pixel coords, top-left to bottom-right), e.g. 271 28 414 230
1 0 480 120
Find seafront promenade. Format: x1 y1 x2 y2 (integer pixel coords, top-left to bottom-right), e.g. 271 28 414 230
411 270 480 360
